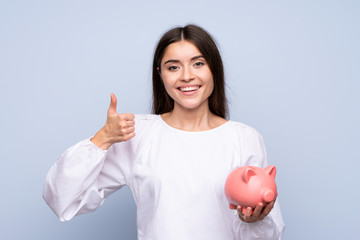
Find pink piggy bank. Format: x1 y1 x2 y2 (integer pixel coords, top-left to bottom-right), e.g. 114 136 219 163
224 165 277 213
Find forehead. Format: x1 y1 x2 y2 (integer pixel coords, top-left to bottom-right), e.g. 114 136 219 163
161 40 202 64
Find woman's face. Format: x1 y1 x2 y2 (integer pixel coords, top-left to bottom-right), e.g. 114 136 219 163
159 40 214 113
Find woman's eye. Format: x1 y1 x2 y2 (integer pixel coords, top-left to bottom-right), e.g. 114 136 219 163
194 62 204 67
168 66 178 71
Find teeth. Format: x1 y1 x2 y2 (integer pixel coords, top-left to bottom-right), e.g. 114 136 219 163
180 86 200 92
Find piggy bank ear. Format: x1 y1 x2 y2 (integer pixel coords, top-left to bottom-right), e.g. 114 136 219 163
264 165 276 179
242 167 257 183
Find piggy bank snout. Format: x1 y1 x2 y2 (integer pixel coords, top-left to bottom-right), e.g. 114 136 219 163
261 188 275 203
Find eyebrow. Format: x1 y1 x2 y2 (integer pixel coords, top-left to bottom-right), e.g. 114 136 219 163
163 55 204 65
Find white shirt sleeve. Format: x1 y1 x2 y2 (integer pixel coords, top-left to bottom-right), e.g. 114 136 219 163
234 126 285 239
43 138 133 221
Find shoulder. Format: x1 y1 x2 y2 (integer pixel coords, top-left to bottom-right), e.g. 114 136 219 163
224 120 263 139
222 120 265 151
225 120 267 166
134 114 161 123
112 114 162 154
134 114 159 121
130 114 163 147
134 114 162 130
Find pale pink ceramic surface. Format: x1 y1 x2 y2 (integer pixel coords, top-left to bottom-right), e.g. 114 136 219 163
224 165 277 213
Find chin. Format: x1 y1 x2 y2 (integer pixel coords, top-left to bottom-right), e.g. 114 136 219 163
176 101 208 111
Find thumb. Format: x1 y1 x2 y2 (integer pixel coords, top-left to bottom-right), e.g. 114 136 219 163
108 93 117 114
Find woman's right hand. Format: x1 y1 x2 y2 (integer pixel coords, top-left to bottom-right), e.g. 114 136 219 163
91 93 135 150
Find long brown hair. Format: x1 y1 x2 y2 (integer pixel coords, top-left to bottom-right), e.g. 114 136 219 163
152 24 228 119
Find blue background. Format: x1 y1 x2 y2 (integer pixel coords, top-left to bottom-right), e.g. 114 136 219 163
1 0 359 239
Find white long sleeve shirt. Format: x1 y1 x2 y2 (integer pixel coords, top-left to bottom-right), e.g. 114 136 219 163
43 114 285 240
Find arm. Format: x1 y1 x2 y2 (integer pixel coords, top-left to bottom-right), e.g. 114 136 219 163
43 93 135 221
235 128 285 239
43 139 110 221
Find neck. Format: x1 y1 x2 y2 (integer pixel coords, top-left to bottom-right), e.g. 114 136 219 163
161 104 226 132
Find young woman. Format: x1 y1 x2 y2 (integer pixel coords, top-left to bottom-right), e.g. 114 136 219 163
43 25 285 239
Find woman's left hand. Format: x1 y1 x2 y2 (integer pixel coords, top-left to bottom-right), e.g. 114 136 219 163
237 201 275 223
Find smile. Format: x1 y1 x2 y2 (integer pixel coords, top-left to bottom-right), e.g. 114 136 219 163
179 86 200 92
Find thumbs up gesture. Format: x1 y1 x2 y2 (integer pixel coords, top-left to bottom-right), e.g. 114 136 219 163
91 93 135 150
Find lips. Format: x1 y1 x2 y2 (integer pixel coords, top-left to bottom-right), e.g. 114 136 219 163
178 85 201 92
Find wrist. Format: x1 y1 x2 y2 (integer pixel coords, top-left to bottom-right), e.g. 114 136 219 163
91 128 113 150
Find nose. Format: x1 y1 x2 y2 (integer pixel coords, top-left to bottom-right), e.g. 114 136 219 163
181 65 195 82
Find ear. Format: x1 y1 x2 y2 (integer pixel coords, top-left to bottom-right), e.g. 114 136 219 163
264 165 276 179
157 67 161 75
242 167 257 183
